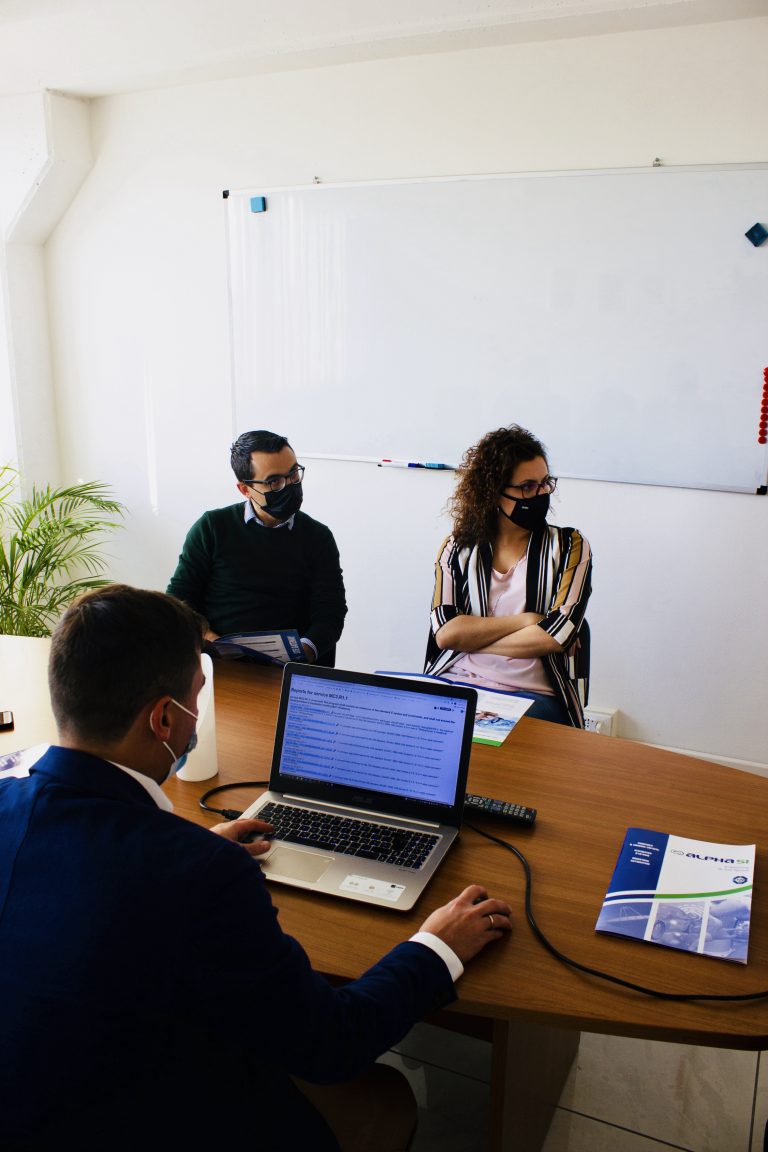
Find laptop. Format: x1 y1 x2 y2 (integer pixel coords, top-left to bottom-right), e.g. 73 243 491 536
240 663 477 910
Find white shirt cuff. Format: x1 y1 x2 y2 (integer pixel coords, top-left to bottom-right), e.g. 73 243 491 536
408 931 464 982
300 637 318 660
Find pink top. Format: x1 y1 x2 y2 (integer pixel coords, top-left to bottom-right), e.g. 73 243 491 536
443 553 554 696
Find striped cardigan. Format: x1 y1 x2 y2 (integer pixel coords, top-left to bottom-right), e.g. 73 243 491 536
424 526 592 728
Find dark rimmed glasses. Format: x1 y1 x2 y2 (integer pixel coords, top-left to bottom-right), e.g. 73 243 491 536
503 476 557 499
244 464 305 494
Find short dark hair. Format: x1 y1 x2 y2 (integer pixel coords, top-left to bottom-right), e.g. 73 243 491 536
449 425 549 548
49 585 204 743
230 430 291 482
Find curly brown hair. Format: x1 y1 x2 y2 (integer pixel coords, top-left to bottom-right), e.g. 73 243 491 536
449 425 548 548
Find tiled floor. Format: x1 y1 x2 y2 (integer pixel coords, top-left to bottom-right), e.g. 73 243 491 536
379 1023 768 1151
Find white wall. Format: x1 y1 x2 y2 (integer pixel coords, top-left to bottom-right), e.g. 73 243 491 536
0 92 49 466
0 91 91 478
42 17 768 767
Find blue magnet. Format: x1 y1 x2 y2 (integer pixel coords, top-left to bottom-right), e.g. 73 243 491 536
745 222 767 247
250 196 267 213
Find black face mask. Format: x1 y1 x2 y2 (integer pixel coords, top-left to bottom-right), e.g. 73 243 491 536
500 492 549 530
262 482 303 521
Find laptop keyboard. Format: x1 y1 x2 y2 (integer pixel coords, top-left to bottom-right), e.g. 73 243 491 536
257 801 440 870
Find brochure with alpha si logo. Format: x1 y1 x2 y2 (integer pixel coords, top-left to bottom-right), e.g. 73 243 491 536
596 828 754 964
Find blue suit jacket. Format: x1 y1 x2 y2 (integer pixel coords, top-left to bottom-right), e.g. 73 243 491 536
0 747 454 1150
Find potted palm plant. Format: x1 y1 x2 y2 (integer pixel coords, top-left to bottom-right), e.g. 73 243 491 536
0 465 125 636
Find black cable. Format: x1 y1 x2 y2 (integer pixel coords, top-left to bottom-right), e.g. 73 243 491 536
466 821 768 1003
198 780 269 821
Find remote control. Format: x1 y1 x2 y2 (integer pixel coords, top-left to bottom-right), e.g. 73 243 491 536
464 793 537 826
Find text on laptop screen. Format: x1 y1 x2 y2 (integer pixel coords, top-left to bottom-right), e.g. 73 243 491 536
277 676 469 806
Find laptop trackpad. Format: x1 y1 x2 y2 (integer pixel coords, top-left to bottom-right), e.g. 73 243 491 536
264 845 334 883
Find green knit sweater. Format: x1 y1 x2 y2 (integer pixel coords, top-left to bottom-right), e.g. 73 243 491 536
167 504 347 662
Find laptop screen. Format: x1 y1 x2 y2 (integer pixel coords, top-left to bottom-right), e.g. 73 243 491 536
270 665 476 823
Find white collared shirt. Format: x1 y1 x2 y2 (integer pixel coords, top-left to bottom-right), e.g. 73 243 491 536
409 931 464 982
113 762 174 812
243 499 295 530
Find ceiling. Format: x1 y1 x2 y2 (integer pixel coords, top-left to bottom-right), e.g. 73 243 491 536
0 0 764 99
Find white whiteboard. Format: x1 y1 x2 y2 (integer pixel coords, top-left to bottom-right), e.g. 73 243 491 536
227 167 768 493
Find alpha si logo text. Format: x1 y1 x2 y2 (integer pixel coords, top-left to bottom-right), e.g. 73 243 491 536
670 851 749 865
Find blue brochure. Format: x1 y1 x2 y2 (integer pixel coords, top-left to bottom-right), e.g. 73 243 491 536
213 629 306 665
596 828 754 964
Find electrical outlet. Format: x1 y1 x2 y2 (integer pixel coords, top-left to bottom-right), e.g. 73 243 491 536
583 708 617 736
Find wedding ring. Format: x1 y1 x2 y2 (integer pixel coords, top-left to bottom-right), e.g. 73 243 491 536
486 914 495 929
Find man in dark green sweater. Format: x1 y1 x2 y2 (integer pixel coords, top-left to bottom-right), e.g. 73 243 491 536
167 430 347 666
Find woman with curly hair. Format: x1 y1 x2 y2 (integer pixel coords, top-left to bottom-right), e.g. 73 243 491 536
424 425 592 727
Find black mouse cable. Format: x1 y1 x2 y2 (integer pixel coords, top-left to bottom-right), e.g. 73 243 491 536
198 780 269 821
465 821 768 1003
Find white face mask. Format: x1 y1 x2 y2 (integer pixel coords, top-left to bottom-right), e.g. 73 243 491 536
160 697 198 781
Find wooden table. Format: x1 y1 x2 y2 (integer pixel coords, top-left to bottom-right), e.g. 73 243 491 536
163 661 768 1151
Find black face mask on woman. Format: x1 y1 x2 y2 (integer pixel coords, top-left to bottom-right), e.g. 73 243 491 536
263 482 303 521
500 492 550 530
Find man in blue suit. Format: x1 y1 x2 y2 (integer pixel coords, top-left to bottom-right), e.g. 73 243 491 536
0 585 511 1151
